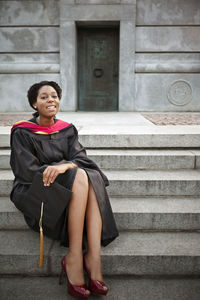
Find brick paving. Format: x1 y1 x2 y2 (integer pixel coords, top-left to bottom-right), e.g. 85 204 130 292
142 113 200 125
0 114 32 126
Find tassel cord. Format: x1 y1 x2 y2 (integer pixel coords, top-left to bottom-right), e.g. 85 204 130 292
39 202 44 268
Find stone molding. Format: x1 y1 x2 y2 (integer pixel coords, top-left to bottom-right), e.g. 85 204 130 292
136 63 200 73
62 1 136 4
0 64 60 74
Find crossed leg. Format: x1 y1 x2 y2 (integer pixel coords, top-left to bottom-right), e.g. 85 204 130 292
85 181 103 281
64 168 89 286
64 168 105 289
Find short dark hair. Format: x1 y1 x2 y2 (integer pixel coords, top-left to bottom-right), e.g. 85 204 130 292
27 81 62 116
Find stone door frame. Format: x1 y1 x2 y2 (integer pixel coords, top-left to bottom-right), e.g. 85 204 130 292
59 0 136 111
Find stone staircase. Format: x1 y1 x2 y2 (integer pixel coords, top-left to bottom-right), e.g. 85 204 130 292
0 127 200 300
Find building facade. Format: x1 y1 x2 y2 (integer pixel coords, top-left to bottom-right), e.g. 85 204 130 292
0 0 200 112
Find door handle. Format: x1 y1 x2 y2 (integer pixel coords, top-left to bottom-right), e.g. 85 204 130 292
93 68 103 78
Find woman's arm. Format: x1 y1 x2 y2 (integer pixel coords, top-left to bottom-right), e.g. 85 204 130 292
10 129 49 183
10 128 78 186
42 162 77 186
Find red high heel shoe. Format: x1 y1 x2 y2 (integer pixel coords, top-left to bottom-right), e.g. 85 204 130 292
83 256 109 296
59 255 90 299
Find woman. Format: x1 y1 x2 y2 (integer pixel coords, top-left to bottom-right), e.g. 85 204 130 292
10 81 119 299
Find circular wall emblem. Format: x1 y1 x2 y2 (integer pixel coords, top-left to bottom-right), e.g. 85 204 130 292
167 80 192 106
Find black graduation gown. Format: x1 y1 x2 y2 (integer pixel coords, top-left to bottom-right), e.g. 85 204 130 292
10 118 119 248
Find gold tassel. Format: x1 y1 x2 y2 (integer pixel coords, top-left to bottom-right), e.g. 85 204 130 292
39 202 44 268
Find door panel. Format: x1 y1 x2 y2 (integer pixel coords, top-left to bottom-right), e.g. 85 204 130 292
78 28 119 111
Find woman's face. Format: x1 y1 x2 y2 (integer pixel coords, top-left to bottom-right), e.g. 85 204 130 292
33 85 60 118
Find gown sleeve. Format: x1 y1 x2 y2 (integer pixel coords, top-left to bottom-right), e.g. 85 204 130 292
10 128 49 184
67 125 109 186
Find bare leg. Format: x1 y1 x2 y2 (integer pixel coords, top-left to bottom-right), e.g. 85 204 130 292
85 183 108 291
64 168 89 291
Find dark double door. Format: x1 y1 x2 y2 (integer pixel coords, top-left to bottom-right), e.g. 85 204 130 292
78 27 119 111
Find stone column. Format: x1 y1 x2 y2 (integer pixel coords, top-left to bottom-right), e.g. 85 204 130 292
119 20 136 111
59 20 77 111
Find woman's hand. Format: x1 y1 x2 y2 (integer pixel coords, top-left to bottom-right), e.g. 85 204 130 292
43 163 77 186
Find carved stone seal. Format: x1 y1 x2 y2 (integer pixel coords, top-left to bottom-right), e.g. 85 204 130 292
167 80 192 106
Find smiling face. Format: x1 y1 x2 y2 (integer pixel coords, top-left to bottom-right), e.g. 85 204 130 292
33 85 60 118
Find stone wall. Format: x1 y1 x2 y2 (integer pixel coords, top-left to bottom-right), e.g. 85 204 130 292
0 0 200 112
135 0 200 111
0 0 60 112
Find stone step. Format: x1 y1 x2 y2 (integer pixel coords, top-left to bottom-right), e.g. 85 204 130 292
79 125 200 148
1 231 200 276
1 276 200 300
1 196 200 231
80 130 200 148
105 169 200 196
0 149 10 169
2 149 200 170
2 169 200 196
1 126 200 148
87 149 199 170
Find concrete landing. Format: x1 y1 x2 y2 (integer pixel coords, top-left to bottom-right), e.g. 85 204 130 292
1 112 200 148
1 111 200 128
